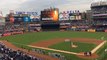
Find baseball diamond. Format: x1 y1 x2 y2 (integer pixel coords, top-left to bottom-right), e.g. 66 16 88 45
0 31 107 60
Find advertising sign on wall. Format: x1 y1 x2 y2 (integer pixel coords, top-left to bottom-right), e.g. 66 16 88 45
23 17 31 22
70 16 75 20
59 13 63 20
31 17 40 22
75 15 82 20
16 11 38 16
105 29 107 32
14 17 23 23
59 10 81 20
59 12 69 20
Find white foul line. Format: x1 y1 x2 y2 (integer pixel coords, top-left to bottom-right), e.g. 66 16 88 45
91 41 107 54
28 45 84 55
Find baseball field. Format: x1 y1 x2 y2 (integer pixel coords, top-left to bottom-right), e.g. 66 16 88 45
0 31 107 60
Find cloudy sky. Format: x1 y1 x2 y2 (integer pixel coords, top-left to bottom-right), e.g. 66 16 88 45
0 0 104 16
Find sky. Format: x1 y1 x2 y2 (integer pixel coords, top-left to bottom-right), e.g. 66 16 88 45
0 0 105 16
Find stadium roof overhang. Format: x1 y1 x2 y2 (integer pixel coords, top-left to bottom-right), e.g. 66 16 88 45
91 1 107 8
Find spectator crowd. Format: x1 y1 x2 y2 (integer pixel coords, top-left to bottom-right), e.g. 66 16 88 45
0 42 43 60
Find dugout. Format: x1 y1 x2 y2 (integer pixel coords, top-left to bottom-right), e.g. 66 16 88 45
41 23 60 31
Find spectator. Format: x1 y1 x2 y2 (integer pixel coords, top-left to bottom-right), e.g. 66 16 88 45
0 42 42 60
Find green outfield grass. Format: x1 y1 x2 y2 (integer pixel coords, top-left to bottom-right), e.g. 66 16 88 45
0 31 107 45
0 31 107 60
49 42 97 53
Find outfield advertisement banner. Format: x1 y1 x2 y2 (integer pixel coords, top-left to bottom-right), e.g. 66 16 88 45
105 29 107 32
87 29 96 32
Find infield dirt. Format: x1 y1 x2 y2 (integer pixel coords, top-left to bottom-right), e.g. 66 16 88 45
31 38 104 59
31 38 103 47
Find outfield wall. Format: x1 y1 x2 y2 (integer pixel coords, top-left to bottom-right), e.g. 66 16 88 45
41 23 60 31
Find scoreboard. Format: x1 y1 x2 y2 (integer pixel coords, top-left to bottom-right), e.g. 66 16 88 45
41 8 59 22
8 14 31 23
